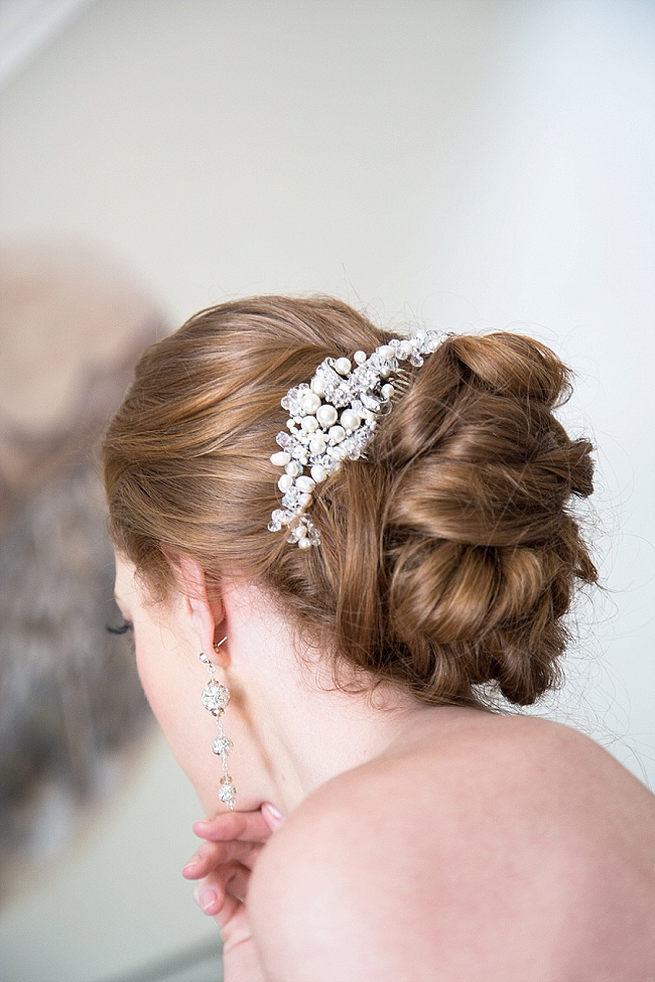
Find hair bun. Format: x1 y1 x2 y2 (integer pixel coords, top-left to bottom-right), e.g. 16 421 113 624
381 331 597 705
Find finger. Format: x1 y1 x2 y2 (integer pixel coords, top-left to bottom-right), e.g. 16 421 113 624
194 808 271 844
262 801 286 832
183 840 265 879
193 863 251 914
223 861 251 901
211 896 241 936
207 891 242 936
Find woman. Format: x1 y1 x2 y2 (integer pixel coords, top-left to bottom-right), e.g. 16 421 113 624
103 295 655 981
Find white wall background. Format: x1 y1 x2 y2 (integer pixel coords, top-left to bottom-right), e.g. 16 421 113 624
1 1 653 980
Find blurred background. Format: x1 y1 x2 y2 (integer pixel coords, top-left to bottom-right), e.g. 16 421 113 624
0 1 653 980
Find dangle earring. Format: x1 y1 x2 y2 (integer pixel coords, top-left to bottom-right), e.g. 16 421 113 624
199 637 236 811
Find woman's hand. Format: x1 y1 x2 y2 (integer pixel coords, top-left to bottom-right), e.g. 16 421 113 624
183 802 285 982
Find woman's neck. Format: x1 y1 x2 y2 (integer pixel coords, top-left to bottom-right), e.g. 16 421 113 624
221 580 475 814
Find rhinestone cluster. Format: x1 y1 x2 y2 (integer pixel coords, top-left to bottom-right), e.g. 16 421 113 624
268 330 448 548
200 648 236 811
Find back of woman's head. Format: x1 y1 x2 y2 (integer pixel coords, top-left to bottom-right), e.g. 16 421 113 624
103 295 597 708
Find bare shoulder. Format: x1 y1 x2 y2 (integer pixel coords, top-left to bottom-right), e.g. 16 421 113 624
249 712 655 982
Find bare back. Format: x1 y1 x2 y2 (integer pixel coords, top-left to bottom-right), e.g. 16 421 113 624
250 710 655 981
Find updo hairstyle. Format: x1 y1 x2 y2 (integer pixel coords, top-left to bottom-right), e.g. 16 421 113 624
103 296 597 707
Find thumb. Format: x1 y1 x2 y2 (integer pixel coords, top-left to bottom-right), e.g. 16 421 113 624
262 801 286 832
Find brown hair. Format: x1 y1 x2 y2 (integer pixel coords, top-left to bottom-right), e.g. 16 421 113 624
103 295 597 707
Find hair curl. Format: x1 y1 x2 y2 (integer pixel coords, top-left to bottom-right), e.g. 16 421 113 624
103 296 597 707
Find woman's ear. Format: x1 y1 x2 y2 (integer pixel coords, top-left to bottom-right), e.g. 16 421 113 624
171 554 228 666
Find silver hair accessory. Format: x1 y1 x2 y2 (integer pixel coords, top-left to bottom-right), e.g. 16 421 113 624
199 637 236 811
268 330 449 548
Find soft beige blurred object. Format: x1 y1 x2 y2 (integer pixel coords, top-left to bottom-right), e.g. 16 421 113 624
0 239 166 896
0 240 164 514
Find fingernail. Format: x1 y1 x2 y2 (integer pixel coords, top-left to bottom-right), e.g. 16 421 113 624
182 861 197 877
263 802 284 822
202 890 219 914
195 886 219 914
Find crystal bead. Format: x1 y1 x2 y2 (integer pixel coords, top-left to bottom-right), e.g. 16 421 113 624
314 364 341 395
218 778 237 807
329 444 347 461
282 383 311 417
201 679 230 714
212 735 233 755
282 487 305 509
347 421 374 454
268 508 287 531
331 383 353 408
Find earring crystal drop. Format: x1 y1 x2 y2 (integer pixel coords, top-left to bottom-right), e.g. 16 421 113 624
199 639 236 811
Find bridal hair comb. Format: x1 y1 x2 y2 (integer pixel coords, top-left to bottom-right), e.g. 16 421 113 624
268 331 449 548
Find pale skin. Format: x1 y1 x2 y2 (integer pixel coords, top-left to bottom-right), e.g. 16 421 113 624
114 553 655 981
